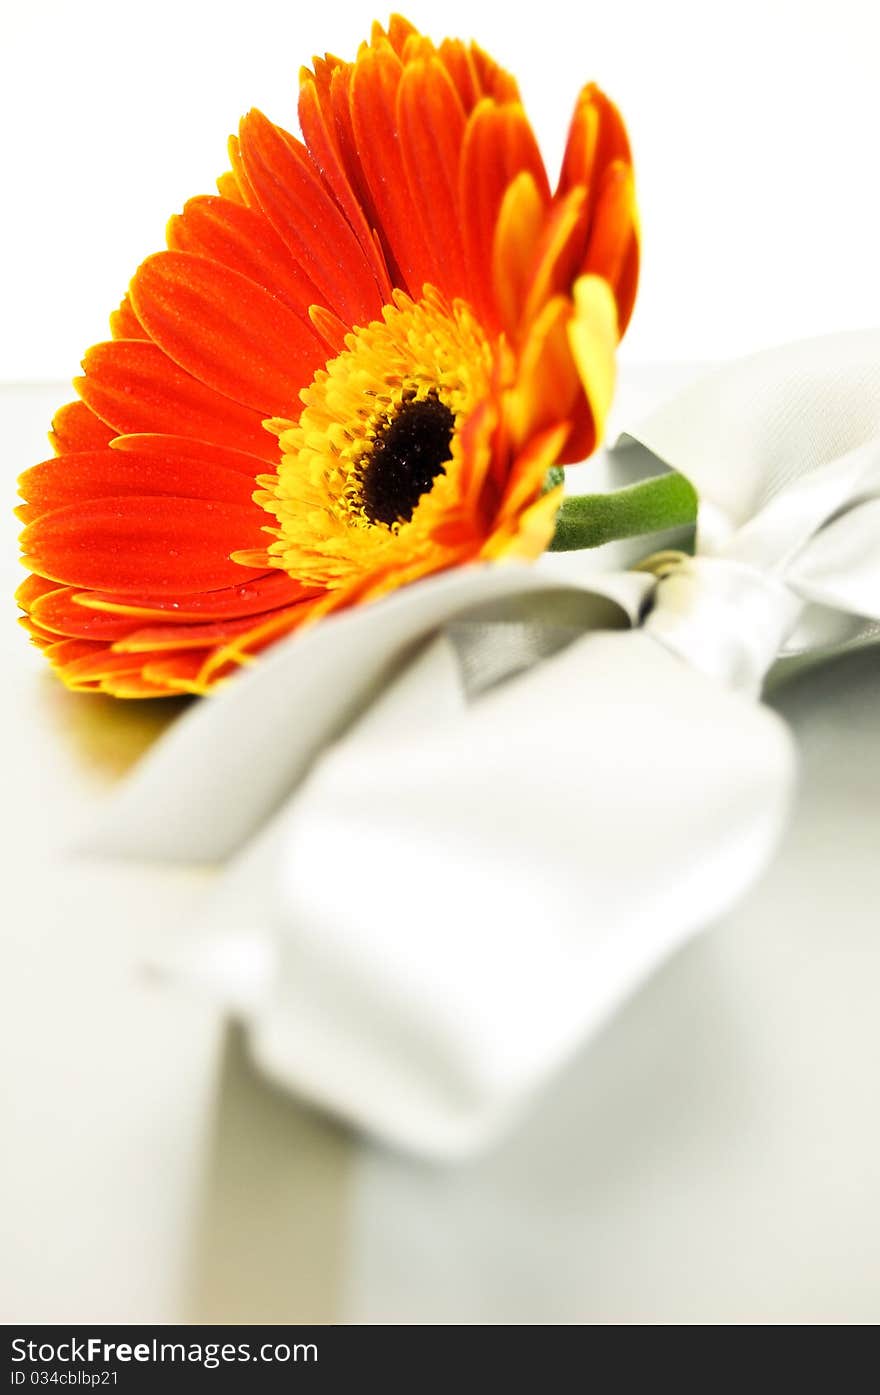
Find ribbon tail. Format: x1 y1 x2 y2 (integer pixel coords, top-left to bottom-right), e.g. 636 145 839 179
175 628 797 1158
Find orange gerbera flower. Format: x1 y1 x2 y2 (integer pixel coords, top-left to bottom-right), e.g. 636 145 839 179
16 14 638 697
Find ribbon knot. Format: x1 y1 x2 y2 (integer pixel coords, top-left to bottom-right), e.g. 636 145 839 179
643 553 803 694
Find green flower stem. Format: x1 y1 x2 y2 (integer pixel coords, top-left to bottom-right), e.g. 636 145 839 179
548 471 698 552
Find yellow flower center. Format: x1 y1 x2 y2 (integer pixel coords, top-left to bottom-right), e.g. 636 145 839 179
255 288 504 591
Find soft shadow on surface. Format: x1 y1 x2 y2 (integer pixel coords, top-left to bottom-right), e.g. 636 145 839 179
185 1025 354 1323
769 643 880 719
41 676 191 781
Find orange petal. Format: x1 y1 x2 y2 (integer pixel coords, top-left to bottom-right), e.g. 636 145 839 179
397 56 469 300
459 100 551 326
488 482 564 563
76 570 316 622
469 42 521 104
506 295 583 451
129 251 326 416
76 340 278 461
19 614 63 649
226 133 259 206
29 587 140 641
238 109 385 325
216 168 246 206
21 496 269 594
111 610 303 653
44 637 108 670
196 597 321 681
49 400 114 455
520 186 590 330
15 573 60 609
581 162 640 336
491 171 550 340
59 646 180 684
168 195 325 319
307 305 349 356
20 446 259 516
496 423 570 525
350 42 437 296
143 650 220 695
109 295 147 340
378 13 419 55
298 70 394 300
567 274 619 446
108 432 269 477
315 60 379 240
101 674 184 699
557 83 632 201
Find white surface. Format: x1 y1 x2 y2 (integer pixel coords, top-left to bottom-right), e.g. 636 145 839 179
3 369 880 1322
3 1 880 379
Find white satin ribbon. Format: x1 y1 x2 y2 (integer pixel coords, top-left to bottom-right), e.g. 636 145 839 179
87 330 880 1157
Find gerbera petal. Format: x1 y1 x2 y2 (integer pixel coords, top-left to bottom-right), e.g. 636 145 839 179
142 651 221 695
469 42 521 104
567 273 619 445
238 109 385 325
196 597 320 682
436 37 481 110
168 195 326 319
21 496 269 594
59 646 179 684
375 12 419 56
109 295 148 340
75 340 278 460
491 171 552 341
19 615 63 649
497 425 570 525
108 432 269 477
226 133 261 206
101 674 183 699
298 69 395 300
111 610 301 653
488 482 564 563
216 167 246 206
76 571 315 622
19 446 259 515
397 56 468 298
506 294 583 451
49 400 114 455
557 83 632 201
307 305 349 356
28 587 140 641
15 574 60 609
44 637 108 670
459 99 551 324
349 41 437 296
307 59 375 235
581 162 640 335
129 251 327 415
520 186 590 331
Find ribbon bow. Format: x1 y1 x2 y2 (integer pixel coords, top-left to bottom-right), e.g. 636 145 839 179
91 331 880 1157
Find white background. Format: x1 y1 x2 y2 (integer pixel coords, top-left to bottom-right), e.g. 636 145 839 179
3 0 880 381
